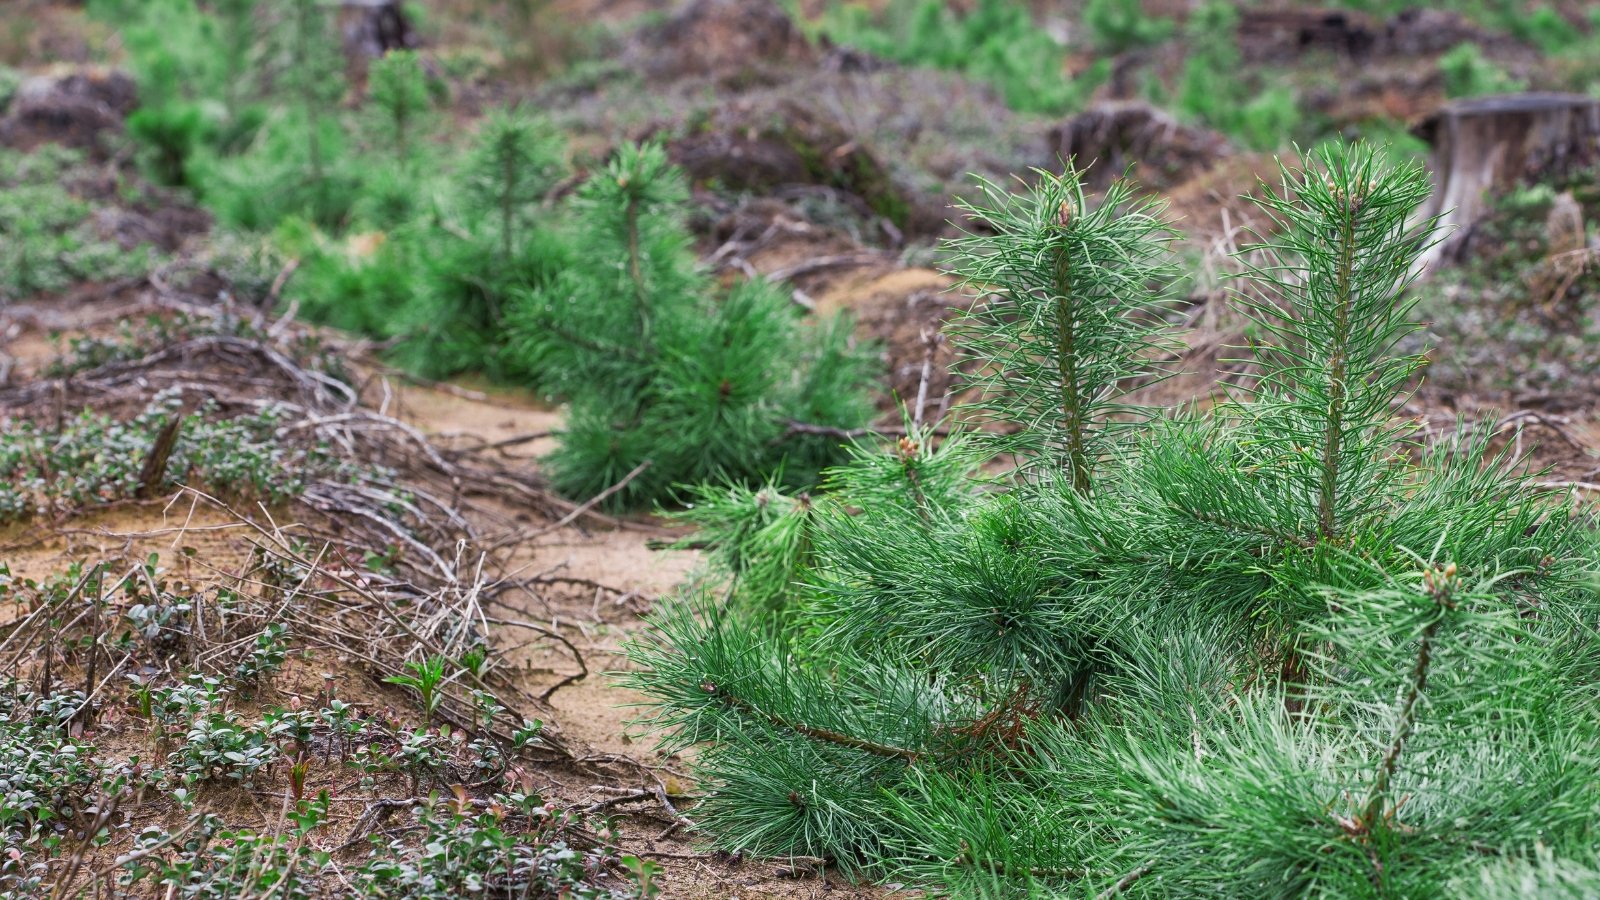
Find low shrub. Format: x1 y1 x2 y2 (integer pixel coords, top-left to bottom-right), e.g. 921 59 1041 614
1440 42 1525 98
0 147 156 301
0 393 364 523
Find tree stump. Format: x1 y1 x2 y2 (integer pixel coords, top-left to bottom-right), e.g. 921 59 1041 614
1414 93 1600 268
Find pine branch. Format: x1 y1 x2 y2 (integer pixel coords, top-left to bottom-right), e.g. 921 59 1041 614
1361 562 1456 828
707 683 921 762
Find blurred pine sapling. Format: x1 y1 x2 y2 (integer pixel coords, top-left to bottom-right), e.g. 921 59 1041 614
1176 1 1303 151
277 108 570 377
365 50 435 168
1084 0 1175 54
626 142 1600 896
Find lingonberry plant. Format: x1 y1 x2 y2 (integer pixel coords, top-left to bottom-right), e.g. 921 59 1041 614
627 142 1600 896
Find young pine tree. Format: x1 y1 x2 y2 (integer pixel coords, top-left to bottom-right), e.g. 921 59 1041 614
506 142 876 508
626 142 1600 896
397 108 569 377
283 0 345 183
365 50 434 169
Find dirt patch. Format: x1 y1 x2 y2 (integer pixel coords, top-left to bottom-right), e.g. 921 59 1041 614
666 96 940 235
631 0 816 85
1047 101 1232 193
0 66 135 158
1163 150 1296 243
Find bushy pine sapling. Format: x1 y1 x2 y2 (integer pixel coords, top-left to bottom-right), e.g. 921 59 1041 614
199 0 356 229
626 143 1600 896
281 107 565 376
103 0 241 186
214 0 262 130
461 109 565 266
283 0 345 184
392 108 568 376
506 142 875 509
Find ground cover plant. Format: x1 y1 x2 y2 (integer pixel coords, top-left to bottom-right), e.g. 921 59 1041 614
0 392 366 523
1416 181 1600 408
626 141 1600 896
0 551 652 898
0 146 157 302
813 0 1110 115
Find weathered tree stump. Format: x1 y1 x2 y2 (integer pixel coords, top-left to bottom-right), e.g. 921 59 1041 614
1414 93 1600 267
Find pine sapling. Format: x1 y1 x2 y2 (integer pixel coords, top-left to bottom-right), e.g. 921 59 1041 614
283 0 345 183
627 140 1600 897
507 142 875 509
366 50 433 166
461 109 563 265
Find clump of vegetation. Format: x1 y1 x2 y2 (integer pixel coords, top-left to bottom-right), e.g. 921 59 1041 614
278 106 570 377
1176 1 1303 151
1085 0 1175 54
44 309 346 379
0 393 363 523
0 146 157 301
816 0 1108 115
361 791 631 897
507 142 877 508
627 142 1600 895
89 2 871 510
1439 41 1525 98
91 0 570 377
0 682 105 857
